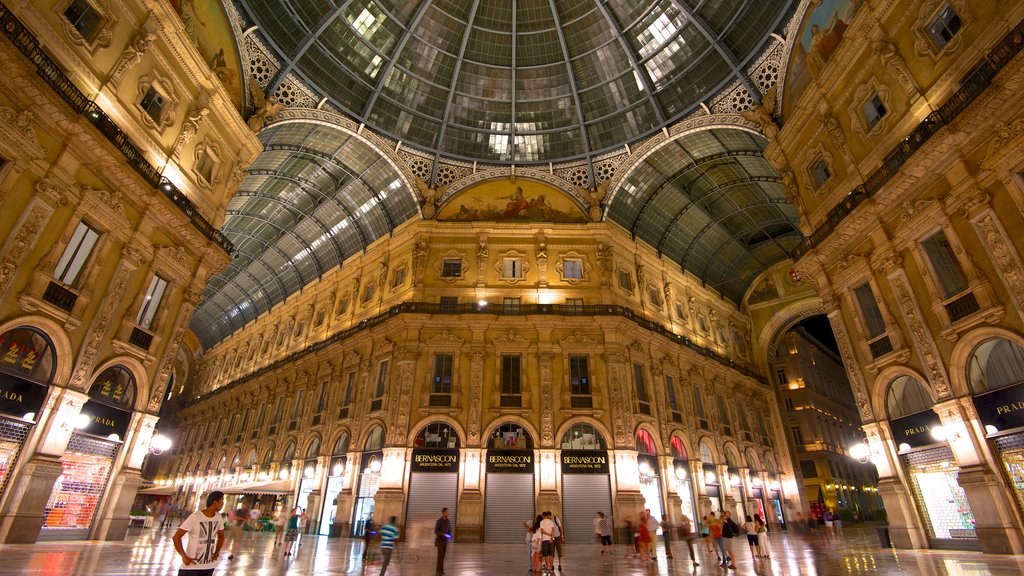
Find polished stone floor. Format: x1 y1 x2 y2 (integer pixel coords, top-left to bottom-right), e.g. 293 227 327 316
0 525 1022 575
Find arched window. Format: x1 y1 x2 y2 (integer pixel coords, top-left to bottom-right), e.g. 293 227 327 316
415 422 460 448
745 450 760 472
281 441 296 462
670 436 687 459
262 447 275 466
333 432 350 455
244 449 257 467
968 338 1024 394
724 446 739 468
87 365 136 408
489 422 533 449
699 439 716 464
886 375 933 418
306 437 321 459
636 429 657 454
0 327 56 383
560 423 606 450
364 426 385 450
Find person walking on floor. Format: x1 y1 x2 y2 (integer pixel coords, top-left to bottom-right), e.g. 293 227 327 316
596 512 613 556
636 510 652 561
225 506 245 560
552 513 565 571
525 515 543 572
273 508 288 546
247 505 261 541
434 507 452 576
643 509 660 559
719 511 738 569
699 515 713 555
539 511 556 573
741 515 759 560
172 491 225 576
284 507 301 557
755 514 770 558
377 516 400 576
678 513 700 568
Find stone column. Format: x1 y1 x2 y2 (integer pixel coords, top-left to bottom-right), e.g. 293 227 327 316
92 412 160 540
612 450 645 544
458 449 484 543
0 387 89 543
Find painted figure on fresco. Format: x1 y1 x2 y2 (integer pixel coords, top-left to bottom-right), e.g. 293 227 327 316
437 180 588 223
783 0 864 117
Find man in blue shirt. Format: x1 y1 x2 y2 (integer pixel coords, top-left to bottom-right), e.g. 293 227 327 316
378 516 400 575
434 507 451 576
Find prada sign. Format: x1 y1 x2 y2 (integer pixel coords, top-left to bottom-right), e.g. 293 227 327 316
974 381 1024 433
486 450 534 473
410 448 460 473
0 371 48 419
561 449 609 474
79 399 132 440
890 409 942 449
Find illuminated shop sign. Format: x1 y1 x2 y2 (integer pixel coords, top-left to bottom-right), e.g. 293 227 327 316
889 410 942 449
0 371 48 419
410 448 460 473
486 450 534 473
561 449 609 474
973 381 1024 433
78 400 131 440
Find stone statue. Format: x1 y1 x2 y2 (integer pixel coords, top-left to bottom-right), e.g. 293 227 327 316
247 75 285 132
740 85 779 142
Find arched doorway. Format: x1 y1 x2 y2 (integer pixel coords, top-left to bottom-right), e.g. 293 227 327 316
699 439 721 514
0 327 55 500
319 431 349 536
406 422 461 534
670 436 696 521
484 422 535 543
352 426 384 536
559 422 611 544
636 429 664 532
296 437 320 518
41 364 135 540
967 338 1024 517
887 375 976 547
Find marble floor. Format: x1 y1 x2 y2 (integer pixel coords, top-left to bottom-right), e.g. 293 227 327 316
0 525 1022 575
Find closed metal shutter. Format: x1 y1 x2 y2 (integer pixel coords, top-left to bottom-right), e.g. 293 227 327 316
0 416 29 500
40 433 119 540
484 472 534 543
561 474 611 544
405 472 458 538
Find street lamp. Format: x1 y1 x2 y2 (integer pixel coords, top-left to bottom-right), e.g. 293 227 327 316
150 434 173 455
849 443 870 464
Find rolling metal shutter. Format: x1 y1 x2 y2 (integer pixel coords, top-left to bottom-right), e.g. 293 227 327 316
39 433 119 541
484 472 534 543
405 472 458 538
561 474 611 544
0 417 29 500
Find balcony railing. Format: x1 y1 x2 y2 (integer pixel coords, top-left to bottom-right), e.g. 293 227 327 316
42 280 77 312
0 4 233 255
793 18 1024 260
190 300 768 406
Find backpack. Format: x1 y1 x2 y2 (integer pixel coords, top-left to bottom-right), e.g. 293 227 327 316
726 518 740 537
721 519 733 538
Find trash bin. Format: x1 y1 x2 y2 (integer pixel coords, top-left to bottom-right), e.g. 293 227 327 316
876 525 891 548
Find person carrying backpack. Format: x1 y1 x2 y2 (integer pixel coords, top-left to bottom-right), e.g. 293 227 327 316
719 511 737 569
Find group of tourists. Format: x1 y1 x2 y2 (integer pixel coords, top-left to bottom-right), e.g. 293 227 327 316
697 511 772 569
523 510 565 574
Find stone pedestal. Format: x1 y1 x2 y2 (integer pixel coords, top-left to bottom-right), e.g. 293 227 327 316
305 492 321 535
537 490 560 517
956 465 1024 554
0 455 63 543
372 488 405 531
613 491 645 544
92 469 144 541
456 490 482 542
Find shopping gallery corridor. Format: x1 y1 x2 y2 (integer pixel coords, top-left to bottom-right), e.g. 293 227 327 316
0 526 1020 576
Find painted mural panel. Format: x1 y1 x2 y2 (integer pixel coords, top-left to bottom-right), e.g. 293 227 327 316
437 179 588 223
783 0 865 116
169 0 245 111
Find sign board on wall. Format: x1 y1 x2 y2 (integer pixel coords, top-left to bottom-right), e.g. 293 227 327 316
973 381 1024 433
889 409 942 449
486 450 534 473
561 450 609 474
410 448 460 473
0 372 48 419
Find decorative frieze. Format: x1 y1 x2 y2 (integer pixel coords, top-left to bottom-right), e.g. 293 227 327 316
973 211 1024 319
886 270 951 398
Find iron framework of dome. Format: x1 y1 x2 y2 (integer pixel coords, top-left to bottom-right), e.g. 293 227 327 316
237 0 794 166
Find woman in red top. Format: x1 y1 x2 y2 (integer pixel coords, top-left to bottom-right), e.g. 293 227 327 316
636 510 653 561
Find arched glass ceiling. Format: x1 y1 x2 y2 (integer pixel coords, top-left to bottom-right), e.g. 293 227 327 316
238 0 794 164
190 121 419 347
608 128 800 303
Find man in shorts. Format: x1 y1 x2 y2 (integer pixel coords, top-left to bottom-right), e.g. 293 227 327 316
173 491 225 576
540 511 557 573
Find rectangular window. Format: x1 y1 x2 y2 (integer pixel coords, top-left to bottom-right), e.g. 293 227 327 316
694 387 706 419
292 389 305 421
811 158 831 187
135 275 168 330
440 296 458 310
371 360 389 411
697 314 708 332
140 86 165 124
569 355 591 408
430 354 454 407
271 397 283 429
54 221 100 286
852 282 886 338
196 148 216 183
294 321 305 337
564 298 583 311
391 267 407 288
256 402 266 428
775 368 787 384
756 410 769 439
562 259 583 280
792 426 805 446
500 354 521 407
928 5 963 49
634 363 650 415
717 395 732 432
618 270 632 291
675 303 685 319
647 286 661 306
665 375 677 409
338 372 355 418
315 382 327 414
63 0 103 42
921 230 969 298
501 258 523 279
861 94 887 130
315 309 326 327
785 397 794 410
441 258 462 278
503 297 520 313
336 297 349 315
362 283 376 303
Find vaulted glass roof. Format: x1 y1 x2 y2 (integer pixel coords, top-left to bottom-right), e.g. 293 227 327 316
191 121 419 347
238 0 794 164
608 128 800 302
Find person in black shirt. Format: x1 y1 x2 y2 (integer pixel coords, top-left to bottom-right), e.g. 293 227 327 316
434 507 451 576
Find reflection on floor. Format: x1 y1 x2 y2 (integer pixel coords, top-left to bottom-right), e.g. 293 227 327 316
0 525 1022 575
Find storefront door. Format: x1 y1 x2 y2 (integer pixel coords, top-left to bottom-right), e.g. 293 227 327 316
39 434 119 540
484 450 534 543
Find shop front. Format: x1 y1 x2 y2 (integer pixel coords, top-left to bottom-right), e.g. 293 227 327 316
559 423 612 545
670 436 695 522
40 365 134 540
406 423 460 536
703 464 721 514
319 431 350 536
352 426 384 537
0 328 54 501
636 430 663 531
484 423 534 543
968 338 1024 518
